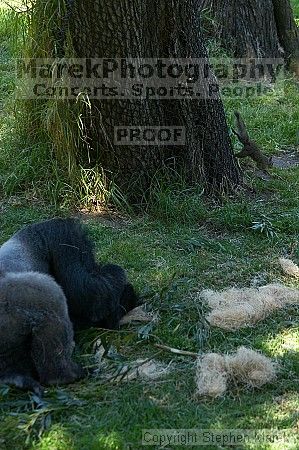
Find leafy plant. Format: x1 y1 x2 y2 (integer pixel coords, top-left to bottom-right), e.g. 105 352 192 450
251 215 278 238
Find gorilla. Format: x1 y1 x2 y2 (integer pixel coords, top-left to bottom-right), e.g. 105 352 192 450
0 218 138 393
0 271 84 395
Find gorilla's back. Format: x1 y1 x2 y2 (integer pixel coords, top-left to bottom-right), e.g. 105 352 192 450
0 218 82 276
0 237 41 273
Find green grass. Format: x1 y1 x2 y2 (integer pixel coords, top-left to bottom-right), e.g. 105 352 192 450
291 0 299 18
0 3 299 450
1 179 299 450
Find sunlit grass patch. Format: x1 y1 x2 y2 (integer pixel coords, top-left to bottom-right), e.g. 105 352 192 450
264 328 299 356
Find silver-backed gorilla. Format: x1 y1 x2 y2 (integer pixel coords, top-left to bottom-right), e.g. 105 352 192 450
0 218 138 393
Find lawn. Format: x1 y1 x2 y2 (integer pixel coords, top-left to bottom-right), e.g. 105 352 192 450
0 2 299 450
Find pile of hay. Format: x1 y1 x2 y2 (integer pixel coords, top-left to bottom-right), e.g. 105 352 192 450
119 306 156 325
195 353 227 398
110 359 172 383
279 258 299 278
201 283 299 330
93 339 171 383
196 347 276 398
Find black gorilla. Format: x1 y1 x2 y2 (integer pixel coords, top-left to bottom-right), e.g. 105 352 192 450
0 218 138 392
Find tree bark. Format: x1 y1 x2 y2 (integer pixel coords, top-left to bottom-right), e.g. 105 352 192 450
272 0 299 75
200 0 299 75
24 0 243 202
65 0 242 200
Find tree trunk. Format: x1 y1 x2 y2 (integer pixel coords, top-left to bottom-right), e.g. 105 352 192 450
272 0 299 75
34 0 242 202
65 0 241 200
200 0 298 74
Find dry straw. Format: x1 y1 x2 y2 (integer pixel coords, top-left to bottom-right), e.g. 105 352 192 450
195 347 276 398
119 306 156 325
195 353 227 398
279 258 299 278
94 339 171 383
201 283 299 330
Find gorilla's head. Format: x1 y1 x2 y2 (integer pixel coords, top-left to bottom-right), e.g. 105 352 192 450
86 282 139 330
120 283 139 315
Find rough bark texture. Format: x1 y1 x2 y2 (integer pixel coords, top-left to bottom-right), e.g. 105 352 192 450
272 0 299 75
66 0 242 199
200 0 299 73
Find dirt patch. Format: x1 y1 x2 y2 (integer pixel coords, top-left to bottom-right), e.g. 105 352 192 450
77 210 133 229
272 150 299 169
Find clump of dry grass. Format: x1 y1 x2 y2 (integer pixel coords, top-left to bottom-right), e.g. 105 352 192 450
119 306 156 325
279 258 299 278
110 359 172 383
93 339 171 383
195 353 227 398
201 284 299 330
195 347 276 399
226 347 276 387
